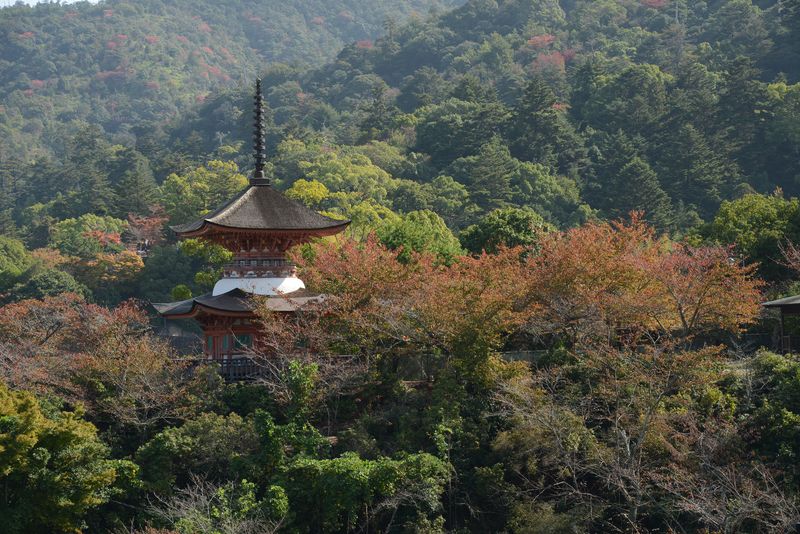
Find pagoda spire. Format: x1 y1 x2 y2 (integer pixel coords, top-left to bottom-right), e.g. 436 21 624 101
251 78 270 186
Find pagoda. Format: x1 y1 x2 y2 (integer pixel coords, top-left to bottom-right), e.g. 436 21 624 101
153 79 349 359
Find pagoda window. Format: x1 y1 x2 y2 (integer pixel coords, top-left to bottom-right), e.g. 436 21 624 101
205 335 214 355
221 334 231 353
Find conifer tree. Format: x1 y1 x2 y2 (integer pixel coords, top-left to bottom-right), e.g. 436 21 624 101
507 76 586 177
586 132 673 230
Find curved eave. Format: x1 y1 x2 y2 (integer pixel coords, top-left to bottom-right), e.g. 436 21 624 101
171 219 351 239
763 294 800 308
154 292 325 319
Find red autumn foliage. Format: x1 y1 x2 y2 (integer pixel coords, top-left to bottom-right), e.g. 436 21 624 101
527 34 556 48
127 208 168 247
552 102 568 111
29 79 45 89
532 51 566 72
106 40 118 49
218 47 236 63
96 69 128 81
22 89 34 97
284 236 528 363
0 295 215 435
17 31 35 39
145 81 160 90
311 16 325 25
198 22 212 33
641 0 669 8
338 10 355 22
562 48 577 62
201 46 214 54
145 35 159 44
176 35 189 43
115 34 128 41
355 40 374 49
64 11 78 19
522 215 762 344
103 9 113 17
83 229 122 247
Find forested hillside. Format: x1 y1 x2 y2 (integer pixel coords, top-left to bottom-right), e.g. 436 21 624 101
2 1 800 532
0 0 462 158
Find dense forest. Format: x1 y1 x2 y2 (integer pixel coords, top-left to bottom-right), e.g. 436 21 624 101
2 0 800 532
0 0 463 159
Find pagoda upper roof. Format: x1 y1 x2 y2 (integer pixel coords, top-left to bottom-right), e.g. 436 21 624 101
171 184 349 237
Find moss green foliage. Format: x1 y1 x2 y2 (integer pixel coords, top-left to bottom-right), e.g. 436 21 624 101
48 214 127 259
8 268 89 302
460 207 552 254
1 0 800 531
0 236 32 290
0 382 135 533
0 0 463 161
377 209 463 263
161 160 248 225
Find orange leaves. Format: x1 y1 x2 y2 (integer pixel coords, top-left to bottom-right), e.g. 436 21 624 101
527 34 556 48
524 216 762 344
79 250 144 286
649 244 762 336
289 236 527 360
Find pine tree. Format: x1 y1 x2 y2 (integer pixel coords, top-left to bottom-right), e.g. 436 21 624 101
657 124 737 220
112 151 158 217
586 132 673 230
448 136 518 213
507 76 586 178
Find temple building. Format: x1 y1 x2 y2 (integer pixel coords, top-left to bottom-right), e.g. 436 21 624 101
153 80 349 359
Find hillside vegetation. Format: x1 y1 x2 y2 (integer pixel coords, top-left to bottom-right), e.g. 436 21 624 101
2 2 800 532
0 0 462 158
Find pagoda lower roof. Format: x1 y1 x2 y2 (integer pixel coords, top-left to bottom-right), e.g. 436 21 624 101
170 184 349 237
153 288 324 318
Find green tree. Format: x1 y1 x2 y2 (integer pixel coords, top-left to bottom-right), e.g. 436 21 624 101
8 269 90 302
415 98 511 168
512 162 590 227
48 213 127 259
281 452 449 532
702 192 800 280
507 76 586 177
586 131 674 230
377 210 463 263
0 236 32 291
0 383 134 533
160 160 248 225
447 136 518 213
460 207 552 254
655 123 736 220
136 412 260 494
299 151 398 206
111 149 159 217
285 179 331 209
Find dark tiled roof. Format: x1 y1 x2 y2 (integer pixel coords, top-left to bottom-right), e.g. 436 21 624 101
153 288 325 317
763 294 800 307
171 185 349 234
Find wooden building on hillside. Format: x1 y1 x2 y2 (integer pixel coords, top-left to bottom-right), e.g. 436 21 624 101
153 79 349 361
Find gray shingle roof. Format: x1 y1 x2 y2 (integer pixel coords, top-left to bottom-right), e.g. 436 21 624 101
763 294 800 308
153 288 324 316
171 185 349 234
